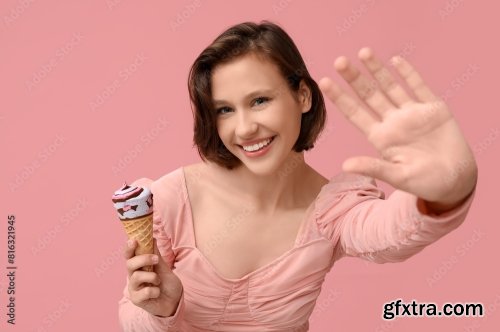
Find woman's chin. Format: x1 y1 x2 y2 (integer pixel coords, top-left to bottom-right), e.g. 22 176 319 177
238 159 283 178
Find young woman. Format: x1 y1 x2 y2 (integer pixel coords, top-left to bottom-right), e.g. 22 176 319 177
118 21 477 331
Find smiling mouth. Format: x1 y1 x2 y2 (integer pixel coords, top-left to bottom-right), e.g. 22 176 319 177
238 135 276 152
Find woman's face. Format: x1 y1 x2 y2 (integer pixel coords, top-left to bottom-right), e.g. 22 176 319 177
211 52 311 176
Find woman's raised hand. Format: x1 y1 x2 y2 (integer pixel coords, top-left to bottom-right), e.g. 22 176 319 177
124 238 183 317
319 47 477 213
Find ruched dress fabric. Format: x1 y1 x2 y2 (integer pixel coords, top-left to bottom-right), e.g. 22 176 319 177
118 166 475 332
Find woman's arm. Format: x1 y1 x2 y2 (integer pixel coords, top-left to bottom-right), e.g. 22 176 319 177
318 47 478 263
332 176 476 263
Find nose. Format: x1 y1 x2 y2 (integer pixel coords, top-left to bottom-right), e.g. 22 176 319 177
235 110 258 139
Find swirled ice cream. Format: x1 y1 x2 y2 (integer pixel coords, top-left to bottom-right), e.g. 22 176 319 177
112 183 153 220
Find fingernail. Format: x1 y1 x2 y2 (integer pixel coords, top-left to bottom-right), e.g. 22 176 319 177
391 56 402 66
127 239 134 248
152 255 158 263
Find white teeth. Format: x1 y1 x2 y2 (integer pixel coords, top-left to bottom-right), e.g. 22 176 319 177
243 137 273 152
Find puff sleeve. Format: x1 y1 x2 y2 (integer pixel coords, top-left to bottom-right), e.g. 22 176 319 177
118 177 185 331
315 172 475 264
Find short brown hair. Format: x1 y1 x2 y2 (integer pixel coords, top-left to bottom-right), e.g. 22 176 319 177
188 21 326 169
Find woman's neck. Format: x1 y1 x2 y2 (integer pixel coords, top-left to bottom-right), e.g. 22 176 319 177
209 152 316 214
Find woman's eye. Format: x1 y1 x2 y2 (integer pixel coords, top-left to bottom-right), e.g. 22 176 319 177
253 97 269 107
217 107 231 115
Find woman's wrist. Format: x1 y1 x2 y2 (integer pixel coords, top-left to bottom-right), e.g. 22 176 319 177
153 288 183 318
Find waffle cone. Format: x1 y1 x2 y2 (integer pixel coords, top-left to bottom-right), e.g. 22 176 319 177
122 212 153 272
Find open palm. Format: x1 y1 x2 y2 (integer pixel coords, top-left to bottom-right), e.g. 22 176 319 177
319 48 477 207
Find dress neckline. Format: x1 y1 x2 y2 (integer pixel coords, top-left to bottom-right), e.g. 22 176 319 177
180 166 329 283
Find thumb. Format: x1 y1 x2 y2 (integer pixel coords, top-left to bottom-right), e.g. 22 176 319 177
342 156 400 185
153 238 173 275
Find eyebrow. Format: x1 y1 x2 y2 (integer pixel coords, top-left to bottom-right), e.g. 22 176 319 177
213 89 275 106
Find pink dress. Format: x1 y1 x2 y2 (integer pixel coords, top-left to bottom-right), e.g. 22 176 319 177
118 166 475 331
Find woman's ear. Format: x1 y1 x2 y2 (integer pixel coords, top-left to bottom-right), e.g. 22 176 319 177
298 80 312 114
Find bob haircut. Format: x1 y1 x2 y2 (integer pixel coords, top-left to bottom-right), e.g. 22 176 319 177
188 20 326 169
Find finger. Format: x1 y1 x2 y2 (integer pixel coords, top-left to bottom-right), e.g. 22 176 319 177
319 77 378 137
153 238 173 274
153 238 160 255
129 271 161 290
342 156 403 185
126 254 159 278
123 239 137 260
131 286 161 303
358 47 413 107
334 56 396 117
391 56 438 102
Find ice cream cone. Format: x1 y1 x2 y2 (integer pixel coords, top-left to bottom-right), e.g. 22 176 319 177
112 182 155 272
122 212 154 272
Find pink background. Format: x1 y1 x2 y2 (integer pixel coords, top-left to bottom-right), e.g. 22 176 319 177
1 0 498 331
